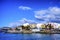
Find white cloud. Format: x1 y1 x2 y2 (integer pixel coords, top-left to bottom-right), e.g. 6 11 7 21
8 22 22 27
34 7 60 23
19 6 32 10
18 18 38 24
8 18 37 27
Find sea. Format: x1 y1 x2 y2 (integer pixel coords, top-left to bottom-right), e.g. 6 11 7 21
0 33 60 40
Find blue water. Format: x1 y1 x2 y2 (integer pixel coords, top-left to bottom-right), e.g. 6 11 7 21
0 33 60 40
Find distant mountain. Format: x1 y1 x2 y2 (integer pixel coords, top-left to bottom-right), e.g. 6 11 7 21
8 18 37 27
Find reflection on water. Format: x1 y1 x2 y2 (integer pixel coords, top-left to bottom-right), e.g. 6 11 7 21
0 33 60 40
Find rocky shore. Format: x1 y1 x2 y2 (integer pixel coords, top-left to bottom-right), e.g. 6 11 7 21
1 23 60 34
1 29 60 34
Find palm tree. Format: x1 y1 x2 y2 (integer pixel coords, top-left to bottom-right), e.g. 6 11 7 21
15 27 20 31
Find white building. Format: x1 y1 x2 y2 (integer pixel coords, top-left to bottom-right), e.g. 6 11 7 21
36 23 43 29
23 23 29 26
32 29 40 32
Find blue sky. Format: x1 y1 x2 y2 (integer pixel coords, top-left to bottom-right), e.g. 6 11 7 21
0 0 60 27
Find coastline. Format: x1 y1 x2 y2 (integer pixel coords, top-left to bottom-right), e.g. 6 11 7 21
1 23 60 34
2 30 60 34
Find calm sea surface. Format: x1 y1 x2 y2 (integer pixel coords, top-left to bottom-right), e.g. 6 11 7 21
0 33 60 40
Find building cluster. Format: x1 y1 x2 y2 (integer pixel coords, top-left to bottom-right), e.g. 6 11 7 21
1 23 60 33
